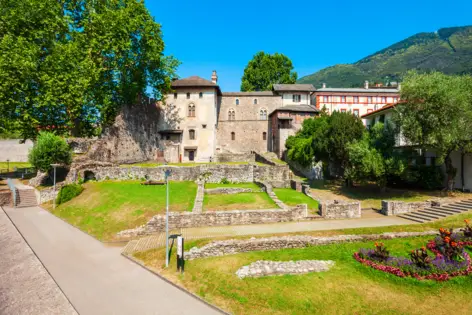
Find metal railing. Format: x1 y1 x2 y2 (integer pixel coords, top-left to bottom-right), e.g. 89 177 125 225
7 178 16 207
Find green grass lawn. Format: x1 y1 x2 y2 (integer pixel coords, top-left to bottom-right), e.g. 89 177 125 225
205 182 261 190
204 192 277 211
135 235 472 315
308 180 471 209
0 161 31 170
49 180 197 241
273 188 319 214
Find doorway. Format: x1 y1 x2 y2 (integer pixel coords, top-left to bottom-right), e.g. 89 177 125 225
189 150 195 161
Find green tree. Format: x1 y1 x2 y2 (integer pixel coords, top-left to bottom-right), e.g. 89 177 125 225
28 132 72 172
394 71 472 190
241 52 297 91
0 0 179 141
346 122 406 190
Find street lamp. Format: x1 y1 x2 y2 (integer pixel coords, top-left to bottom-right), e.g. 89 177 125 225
164 169 172 267
51 164 60 210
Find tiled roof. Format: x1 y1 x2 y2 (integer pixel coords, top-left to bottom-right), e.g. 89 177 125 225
222 91 275 96
273 84 316 92
361 103 395 118
316 87 399 93
270 104 320 115
171 76 217 87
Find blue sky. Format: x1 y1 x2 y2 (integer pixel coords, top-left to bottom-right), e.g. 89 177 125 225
147 0 472 91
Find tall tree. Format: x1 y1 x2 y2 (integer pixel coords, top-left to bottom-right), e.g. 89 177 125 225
394 71 472 190
0 0 179 141
240 52 297 91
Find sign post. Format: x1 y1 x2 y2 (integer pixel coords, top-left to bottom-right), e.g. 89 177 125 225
164 169 172 268
177 236 185 273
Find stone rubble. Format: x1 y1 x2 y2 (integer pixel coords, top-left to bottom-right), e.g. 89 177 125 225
235 260 335 279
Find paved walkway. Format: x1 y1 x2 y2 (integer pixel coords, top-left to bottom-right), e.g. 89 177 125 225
0 208 77 315
124 212 413 253
2 206 221 315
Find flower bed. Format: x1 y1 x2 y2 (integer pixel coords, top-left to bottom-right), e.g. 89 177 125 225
353 220 472 281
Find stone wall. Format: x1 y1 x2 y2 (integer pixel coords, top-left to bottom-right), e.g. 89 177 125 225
117 205 308 237
216 120 269 153
381 200 432 216
215 153 255 163
0 190 12 206
205 188 256 195
287 159 323 181
38 185 64 204
67 163 291 185
184 231 438 260
320 200 361 219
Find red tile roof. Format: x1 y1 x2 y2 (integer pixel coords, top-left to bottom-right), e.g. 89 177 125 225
361 103 395 118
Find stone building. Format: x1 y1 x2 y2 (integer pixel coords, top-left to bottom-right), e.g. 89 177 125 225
161 71 319 161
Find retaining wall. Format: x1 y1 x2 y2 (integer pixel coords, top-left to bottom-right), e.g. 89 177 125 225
320 200 361 219
117 205 308 237
0 190 11 206
381 200 431 216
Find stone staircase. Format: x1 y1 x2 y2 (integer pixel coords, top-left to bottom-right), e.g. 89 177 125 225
15 188 38 208
398 199 472 223
122 233 167 255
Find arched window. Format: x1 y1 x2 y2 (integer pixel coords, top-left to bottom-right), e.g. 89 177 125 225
189 129 195 140
236 99 239 105
263 132 267 140
199 92 203 98
254 99 258 105
188 103 195 117
231 132 235 141
186 92 190 99
259 109 267 120
228 109 235 121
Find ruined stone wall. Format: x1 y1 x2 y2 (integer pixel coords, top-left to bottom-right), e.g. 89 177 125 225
117 205 308 237
205 188 256 194
254 164 291 184
215 152 255 163
320 200 361 219
381 200 432 216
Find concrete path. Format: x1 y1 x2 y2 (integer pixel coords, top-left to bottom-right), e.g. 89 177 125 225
0 208 77 315
2 206 221 315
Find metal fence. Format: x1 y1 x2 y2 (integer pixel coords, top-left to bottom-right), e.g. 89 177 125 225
0 167 36 179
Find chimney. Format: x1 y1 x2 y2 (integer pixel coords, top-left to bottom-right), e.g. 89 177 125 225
364 80 369 89
211 70 218 84
322 83 326 88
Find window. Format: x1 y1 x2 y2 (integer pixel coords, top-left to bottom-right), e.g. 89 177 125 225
259 109 267 120
199 92 203 98
228 109 235 121
393 97 398 103
254 99 258 105
236 99 239 105
263 132 267 140
323 96 329 102
231 132 235 141
353 96 359 103
379 114 385 123
353 109 359 117
293 94 301 102
368 96 373 103
188 103 195 117
341 109 347 113
341 96 346 103
186 92 190 99
202 124 207 129
381 96 386 103
174 93 177 99
189 129 195 140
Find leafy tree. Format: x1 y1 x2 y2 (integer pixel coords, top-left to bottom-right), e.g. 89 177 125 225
241 52 297 91
0 0 179 141
286 111 364 181
393 71 472 190
28 132 72 172
346 122 406 190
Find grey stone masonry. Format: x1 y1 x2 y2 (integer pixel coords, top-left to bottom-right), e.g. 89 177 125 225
204 187 256 194
259 181 290 210
192 182 204 213
117 205 308 238
184 231 438 260
320 200 361 219
235 260 335 279
381 200 432 216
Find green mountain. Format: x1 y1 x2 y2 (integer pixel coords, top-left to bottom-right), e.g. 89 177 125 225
298 26 472 88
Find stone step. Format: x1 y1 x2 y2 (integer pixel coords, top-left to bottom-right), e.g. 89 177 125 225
442 205 470 212
398 213 428 223
425 207 462 215
430 206 462 214
403 211 436 222
410 211 443 220
122 240 139 255
417 209 448 218
453 202 472 209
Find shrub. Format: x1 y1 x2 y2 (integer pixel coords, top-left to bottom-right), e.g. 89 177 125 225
409 247 432 268
57 184 84 205
220 177 230 185
461 219 472 238
28 132 72 172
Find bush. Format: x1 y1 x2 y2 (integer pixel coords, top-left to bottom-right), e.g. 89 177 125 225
56 184 84 205
392 165 444 190
28 132 72 172
220 177 230 184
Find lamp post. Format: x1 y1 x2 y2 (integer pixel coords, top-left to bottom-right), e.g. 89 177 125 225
6 159 9 172
51 164 60 210
164 169 172 267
